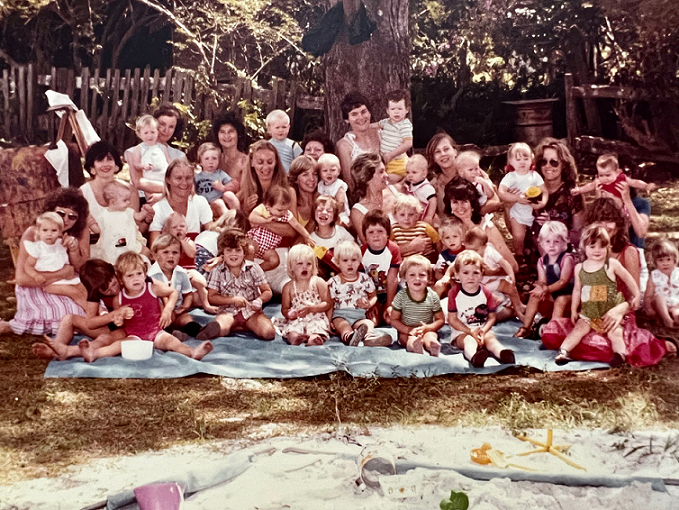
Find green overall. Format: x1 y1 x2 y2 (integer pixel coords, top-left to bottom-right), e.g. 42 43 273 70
579 260 624 322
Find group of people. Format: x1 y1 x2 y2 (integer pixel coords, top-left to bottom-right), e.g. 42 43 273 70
1 90 674 369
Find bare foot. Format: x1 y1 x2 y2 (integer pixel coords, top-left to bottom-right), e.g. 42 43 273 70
0 320 13 335
78 339 96 363
43 335 69 361
204 304 220 315
306 334 325 346
192 341 213 360
406 336 424 354
665 340 677 356
426 340 441 357
32 342 57 359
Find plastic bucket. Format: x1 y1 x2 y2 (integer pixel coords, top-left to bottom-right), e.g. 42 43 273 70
134 482 184 510
121 338 153 361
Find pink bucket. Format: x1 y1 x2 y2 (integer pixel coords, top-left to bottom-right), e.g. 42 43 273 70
134 482 184 510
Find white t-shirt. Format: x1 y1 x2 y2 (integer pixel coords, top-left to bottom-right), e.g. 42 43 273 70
148 262 193 310
24 239 80 285
91 208 144 264
310 226 354 251
150 195 213 234
499 171 544 226
318 179 350 220
328 273 375 309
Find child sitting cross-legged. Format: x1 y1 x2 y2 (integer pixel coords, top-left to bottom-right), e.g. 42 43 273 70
644 238 679 328
390 194 441 262
447 250 516 367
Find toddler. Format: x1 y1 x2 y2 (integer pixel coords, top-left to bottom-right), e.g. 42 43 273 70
248 185 314 271
276 245 332 346
644 238 679 328
434 217 465 282
24 212 88 309
132 114 168 203
391 255 445 356
197 229 276 341
556 224 639 366
78 252 213 362
373 89 413 182
91 180 150 264
456 150 499 214
194 142 240 218
498 142 548 256
328 240 392 347
404 154 437 225
390 194 441 262
310 195 354 277
266 109 302 172
317 153 350 226
572 153 655 201
194 209 253 275
448 250 516 367
515 221 574 338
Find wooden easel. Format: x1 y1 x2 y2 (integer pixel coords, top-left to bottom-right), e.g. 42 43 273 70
47 106 88 156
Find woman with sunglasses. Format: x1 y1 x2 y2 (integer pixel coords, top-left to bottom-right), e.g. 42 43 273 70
0 188 90 336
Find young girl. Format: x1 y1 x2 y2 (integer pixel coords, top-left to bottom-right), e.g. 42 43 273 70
78 252 214 362
24 212 88 309
317 154 350 226
498 143 548 257
515 221 575 338
391 194 441 262
448 250 515 367
310 195 354 276
556 224 640 366
644 238 679 328
275 245 332 346
162 212 219 314
434 217 465 282
248 185 315 271
194 142 240 219
391 255 445 356
129 114 169 204
456 151 500 215
328 240 392 347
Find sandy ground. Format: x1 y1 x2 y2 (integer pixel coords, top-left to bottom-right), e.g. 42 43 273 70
2 426 679 509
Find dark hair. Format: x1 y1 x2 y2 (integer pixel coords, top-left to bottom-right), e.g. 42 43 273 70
217 228 249 254
584 197 630 253
301 129 335 154
263 185 292 207
212 111 248 153
341 91 371 120
443 177 482 225
385 89 411 109
79 259 117 301
362 209 391 237
534 137 578 190
84 141 122 173
44 188 89 238
425 131 457 175
153 103 184 141
350 152 384 203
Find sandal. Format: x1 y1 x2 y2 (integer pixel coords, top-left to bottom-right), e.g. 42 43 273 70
348 324 369 347
555 348 572 366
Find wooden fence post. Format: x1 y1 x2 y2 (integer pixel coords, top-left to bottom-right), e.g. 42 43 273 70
80 67 90 116
90 68 100 130
2 69 10 139
27 63 35 140
565 73 577 149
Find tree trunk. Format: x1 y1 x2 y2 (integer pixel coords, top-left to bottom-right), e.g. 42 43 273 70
324 0 410 142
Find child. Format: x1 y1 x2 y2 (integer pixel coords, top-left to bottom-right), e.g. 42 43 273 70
361 210 402 325
571 153 655 201
247 185 314 271
276 245 332 346
391 255 445 356
194 142 240 218
448 250 516 367
266 109 302 172
404 154 437 225
91 180 150 264
162 212 219 314
194 209 253 275
197 229 276 341
644 238 679 328
456 150 499 215
498 142 548 256
373 89 413 183
317 153 350 226
24 212 88 309
434 217 465 282
390 194 441 262
310 195 354 277
148 234 205 339
515 221 574 338
78 252 214 362
132 114 169 203
463 227 526 322
555 224 640 366
328 240 393 347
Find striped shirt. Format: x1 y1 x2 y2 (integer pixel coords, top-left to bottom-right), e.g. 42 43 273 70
392 287 442 327
378 118 413 154
206 260 267 319
390 221 440 256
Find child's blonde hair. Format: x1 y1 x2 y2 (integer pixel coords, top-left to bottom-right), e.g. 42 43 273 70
650 238 679 266
162 212 187 235
438 217 465 238
317 153 340 170
453 249 486 274
102 180 129 206
456 150 481 168
36 211 64 232
151 234 181 254
507 142 533 163
287 244 317 279
406 154 427 172
312 194 340 227
393 194 422 216
265 109 289 126
399 254 432 280
537 220 569 245
115 251 147 280
197 142 221 162
333 239 361 266
263 185 292 208
579 224 611 255
135 114 158 133
596 153 619 173
464 226 488 247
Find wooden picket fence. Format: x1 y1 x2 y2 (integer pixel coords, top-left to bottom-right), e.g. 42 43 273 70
0 64 324 150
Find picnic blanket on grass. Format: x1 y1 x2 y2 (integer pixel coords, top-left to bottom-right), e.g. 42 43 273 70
44 304 610 379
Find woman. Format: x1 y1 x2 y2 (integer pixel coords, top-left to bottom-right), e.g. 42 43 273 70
212 112 248 192
425 132 459 217
444 177 519 272
350 152 402 246
0 188 90 336
148 160 213 246
302 129 335 161
335 92 381 186
287 155 319 231
126 103 187 204
542 197 668 366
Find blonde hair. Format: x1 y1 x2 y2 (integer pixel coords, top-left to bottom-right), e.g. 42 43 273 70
453 249 486 274
596 153 619 173
438 217 465 238
393 194 422 215
286 244 317 279
406 153 427 172
456 150 481 167
333 240 361 266
650 238 679 266
164 159 196 199
161 212 187 235
537 220 569 245
312 194 340 227
197 142 221 162
36 211 64 230
115 251 147 280
135 114 158 133
102 180 129 206
579 224 611 256
151 234 181 254
317 153 340 169
266 109 289 126
399 254 432 280
464 226 488 247
507 142 533 163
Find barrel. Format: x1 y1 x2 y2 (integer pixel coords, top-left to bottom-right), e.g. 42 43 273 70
503 99 559 146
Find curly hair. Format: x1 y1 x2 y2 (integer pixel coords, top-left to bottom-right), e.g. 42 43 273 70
340 91 371 120
301 129 335 155
534 137 578 190
443 177 482 225
44 187 89 239
583 197 630 253
84 141 122 174
212 111 247 153
350 152 384 203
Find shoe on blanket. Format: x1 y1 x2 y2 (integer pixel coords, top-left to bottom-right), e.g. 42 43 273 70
498 349 515 364
610 352 626 368
555 348 572 366
349 324 369 346
196 321 221 340
469 348 489 368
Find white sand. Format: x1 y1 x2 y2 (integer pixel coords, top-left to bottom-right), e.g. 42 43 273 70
2 426 679 509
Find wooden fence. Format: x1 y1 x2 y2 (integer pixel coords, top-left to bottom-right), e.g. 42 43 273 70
0 65 324 150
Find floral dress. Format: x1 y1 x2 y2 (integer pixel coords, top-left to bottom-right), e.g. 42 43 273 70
274 280 331 338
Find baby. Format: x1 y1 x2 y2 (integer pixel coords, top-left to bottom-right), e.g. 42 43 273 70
572 153 655 201
456 150 499 214
404 154 437 225
373 89 413 183
194 142 240 218
317 153 350 226
266 109 302 172
390 194 441 262
135 114 168 186
434 217 465 285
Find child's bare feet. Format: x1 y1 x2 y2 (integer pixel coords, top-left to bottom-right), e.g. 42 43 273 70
426 340 441 357
203 304 220 315
0 320 12 335
32 342 56 359
363 333 393 347
79 339 96 363
192 341 213 360
406 335 424 354
43 334 68 360
307 334 325 346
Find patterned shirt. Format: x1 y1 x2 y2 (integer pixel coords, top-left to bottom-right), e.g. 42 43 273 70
205 260 267 319
194 169 232 204
406 179 436 218
392 287 442 327
378 117 413 154
391 221 440 256
361 241 402 296
328 273 375 309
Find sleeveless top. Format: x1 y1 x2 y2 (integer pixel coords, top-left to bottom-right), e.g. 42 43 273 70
540 251 574 297
342 132 366 161
579 260 625 320
119 280 162 341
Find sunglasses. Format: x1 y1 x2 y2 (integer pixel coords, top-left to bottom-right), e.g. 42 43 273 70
538 158 560 168
55 210 79 221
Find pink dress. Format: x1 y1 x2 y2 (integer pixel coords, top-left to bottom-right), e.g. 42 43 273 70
120 280 163 341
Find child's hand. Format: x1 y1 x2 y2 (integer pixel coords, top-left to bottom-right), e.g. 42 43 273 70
250 298 263 311
571 313 578 326
631 294 641 311
570 187 581 196
204 256 223 272
288 309 299 320
141 204 154 222
213 180 225 192
411 322 428 338
232 296 248 308
356 297 371 309
305 236 316 248
517 193 530 205
646 182 657 193
144 162 153 171
159 308 172 329
470 327 484 345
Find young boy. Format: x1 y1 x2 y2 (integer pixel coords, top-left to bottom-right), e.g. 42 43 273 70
361 210 402 325
194 142 240 218
434 217 465 282
390 194 441 263
266 109 302 172
404 154 437 225
571 153 655 200
374 89 413 183
198 229 276 340
456 150 500 215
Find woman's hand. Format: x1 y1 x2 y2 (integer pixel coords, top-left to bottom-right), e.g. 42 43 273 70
244 194 258 214
62 234 78 252
535 211 550 226
141 204 155 223
601 302 629 333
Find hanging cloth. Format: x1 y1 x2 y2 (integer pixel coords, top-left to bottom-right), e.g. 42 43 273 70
302 2 346 57
348 2 377 45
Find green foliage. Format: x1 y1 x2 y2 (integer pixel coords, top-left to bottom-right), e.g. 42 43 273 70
440 489 469 510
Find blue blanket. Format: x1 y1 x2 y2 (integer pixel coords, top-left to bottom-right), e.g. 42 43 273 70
44 305 609 379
